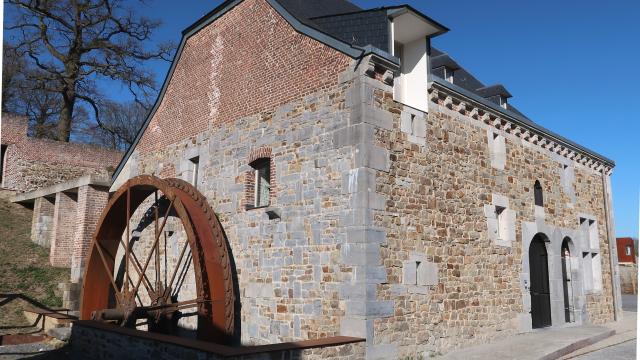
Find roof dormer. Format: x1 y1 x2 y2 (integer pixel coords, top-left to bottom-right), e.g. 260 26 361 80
476 85 512 109
430 54 461 84
388 7 448 112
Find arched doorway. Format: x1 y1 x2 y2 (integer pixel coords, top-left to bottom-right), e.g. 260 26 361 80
529 233 551 328
561 237 575 323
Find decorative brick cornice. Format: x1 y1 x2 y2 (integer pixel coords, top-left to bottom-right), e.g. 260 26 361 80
429 82 614 175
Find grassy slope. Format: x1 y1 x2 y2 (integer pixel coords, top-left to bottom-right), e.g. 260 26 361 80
0 190 69 333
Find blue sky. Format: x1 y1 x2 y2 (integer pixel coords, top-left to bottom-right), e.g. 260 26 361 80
87 0 640 237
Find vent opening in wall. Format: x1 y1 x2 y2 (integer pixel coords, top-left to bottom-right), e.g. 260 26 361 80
189 156 199 188
534 180 544 207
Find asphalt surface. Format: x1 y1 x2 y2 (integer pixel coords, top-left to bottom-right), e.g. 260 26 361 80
573 339 636 359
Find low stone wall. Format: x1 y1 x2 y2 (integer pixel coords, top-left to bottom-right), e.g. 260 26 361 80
70 321 365 360
619 263 637 294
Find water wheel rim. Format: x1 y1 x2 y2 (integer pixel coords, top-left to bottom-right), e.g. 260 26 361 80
79 175 235 344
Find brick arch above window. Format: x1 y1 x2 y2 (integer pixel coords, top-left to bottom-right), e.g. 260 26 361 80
244 146 276 210
248 146 272 165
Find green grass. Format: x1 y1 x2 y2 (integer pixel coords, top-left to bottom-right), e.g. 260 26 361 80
0 190 69 331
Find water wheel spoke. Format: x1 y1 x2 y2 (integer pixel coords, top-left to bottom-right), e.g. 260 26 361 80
125 187 131 291
132 196 177 298
154 190 161 289
165 237 191 299
118 237 154 296
172 253 192 298
94 242 120 305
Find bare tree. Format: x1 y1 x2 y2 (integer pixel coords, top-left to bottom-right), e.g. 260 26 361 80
2 42 25 113
5 0 173 142
77 100 146 151
3 42 60 138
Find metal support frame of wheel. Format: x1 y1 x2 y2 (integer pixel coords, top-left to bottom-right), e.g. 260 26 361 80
79 175 235 344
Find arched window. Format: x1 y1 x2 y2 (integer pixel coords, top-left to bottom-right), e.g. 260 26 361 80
534 180 543 207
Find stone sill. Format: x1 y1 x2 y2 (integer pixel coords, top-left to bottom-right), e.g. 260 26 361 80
245 205 281 219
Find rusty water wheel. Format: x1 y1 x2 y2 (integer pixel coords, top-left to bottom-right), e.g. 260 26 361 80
80 175 235 344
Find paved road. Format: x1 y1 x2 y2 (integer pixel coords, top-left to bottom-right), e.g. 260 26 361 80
573 339 636 359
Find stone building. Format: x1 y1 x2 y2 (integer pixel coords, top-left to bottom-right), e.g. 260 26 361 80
0 113 122 192
80 0 621 358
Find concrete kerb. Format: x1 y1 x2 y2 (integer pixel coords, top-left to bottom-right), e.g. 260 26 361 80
540 329 615 360
438 324 617 360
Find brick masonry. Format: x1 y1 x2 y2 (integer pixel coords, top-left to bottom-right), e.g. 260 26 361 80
0 113 122 192
50 191 78 268
71 185 110 282
108 0 620 358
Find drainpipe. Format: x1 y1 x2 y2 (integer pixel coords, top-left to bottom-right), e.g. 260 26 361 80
601 171 622 321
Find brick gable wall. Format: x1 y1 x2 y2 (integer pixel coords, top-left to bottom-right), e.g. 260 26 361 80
135 0 352 154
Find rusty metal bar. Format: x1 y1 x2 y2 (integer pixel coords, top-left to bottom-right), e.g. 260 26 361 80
118 238 154 296
164 239 190 300
125 187 131 291
132 197 177 298
94 242 120 306
154 190 160 290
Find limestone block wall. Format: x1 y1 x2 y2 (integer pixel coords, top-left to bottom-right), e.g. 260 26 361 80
112 0 363 347
30 196 55 247
129 80 357 345
619 263 637 294
366 84 617 356
50 191 78 267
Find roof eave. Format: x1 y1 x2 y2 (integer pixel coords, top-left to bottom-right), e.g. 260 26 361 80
431 77 615 168
386 5 449 37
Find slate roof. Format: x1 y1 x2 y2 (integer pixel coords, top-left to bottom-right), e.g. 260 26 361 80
275 0 362 19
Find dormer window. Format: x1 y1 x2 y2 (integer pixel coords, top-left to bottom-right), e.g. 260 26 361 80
498 96 507 109
444 67 454 83
388 8 446 112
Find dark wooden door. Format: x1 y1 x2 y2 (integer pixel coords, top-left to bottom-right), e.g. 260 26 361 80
529 237 552 328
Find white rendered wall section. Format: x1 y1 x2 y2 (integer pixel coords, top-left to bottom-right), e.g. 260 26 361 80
393 38 429 112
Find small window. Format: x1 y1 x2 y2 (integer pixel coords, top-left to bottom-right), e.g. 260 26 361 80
252 158 270 208
190 157 200 188
444 68 454 83
498 96 507 109
495 206 506 240
626 245 632 256
534 180 543 207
